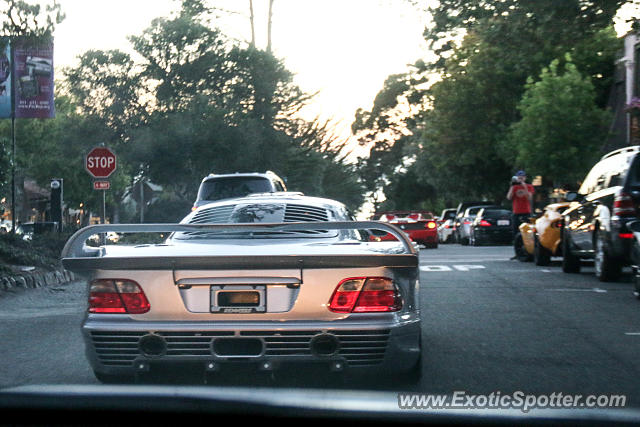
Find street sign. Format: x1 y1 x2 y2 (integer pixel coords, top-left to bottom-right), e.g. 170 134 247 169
93 181 110 190
85 147 116 178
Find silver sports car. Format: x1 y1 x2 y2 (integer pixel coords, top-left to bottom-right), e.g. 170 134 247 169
61 193 422 383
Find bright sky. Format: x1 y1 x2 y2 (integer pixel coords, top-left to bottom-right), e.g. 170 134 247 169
52 0 638 151
53 0 432 158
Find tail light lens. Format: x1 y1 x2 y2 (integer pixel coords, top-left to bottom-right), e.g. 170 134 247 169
89 279 150 314
329 277 402 313
479 219 491 227
426 221 436 229
444 223 450 229
553 220 564 228
463 220 471 225
614 192 635 217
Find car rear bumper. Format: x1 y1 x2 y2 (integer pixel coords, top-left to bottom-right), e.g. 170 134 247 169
84 316 421 376
474 228 513 242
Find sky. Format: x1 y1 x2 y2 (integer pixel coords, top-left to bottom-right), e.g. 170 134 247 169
51 0 638 156
53 0 433 158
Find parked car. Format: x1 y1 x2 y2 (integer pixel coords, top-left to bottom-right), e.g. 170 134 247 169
61 193 422 384
192 171 287 209
563 146 640 281
468 208 513 246
518 202 570 266
374 211 438 248
456 205 501 245
453 201 497 243
437 208 457 243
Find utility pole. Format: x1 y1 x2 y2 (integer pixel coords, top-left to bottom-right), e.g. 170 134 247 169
267 0 274 53
249 0 256 48
10 36 16 234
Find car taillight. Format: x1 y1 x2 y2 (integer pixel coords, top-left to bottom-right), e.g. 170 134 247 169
553 221 563 228
328 277 402 313
463 220 471 225
426 221 436 229
479 219 491 227
444 224 450 229
619 233 634 239
614 192 635 217
89 279 150 314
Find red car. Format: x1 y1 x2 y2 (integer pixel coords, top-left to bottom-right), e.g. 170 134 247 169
372 211 438 248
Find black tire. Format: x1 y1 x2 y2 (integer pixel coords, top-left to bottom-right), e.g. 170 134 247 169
562 232 580 273
513 232 532 262
534 236 551 266
93 370 134 384
634 271 640 299
594 231 622 282
460 236 469 246
395 338 422 386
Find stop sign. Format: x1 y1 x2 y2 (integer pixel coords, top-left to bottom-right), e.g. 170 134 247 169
85 147 117 178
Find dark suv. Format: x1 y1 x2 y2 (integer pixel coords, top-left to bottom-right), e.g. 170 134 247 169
563 146 640 281
193 171 287 209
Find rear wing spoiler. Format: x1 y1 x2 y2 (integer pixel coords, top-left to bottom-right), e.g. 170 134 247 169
61 221 418 271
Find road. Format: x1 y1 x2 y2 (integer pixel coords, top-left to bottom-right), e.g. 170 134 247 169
1 243 640 405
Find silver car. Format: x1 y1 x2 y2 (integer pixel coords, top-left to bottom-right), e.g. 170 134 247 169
61 194 422 383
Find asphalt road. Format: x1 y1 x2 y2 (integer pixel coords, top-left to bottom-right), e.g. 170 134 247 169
1 243 640 407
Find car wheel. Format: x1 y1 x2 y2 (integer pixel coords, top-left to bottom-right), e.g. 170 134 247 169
461 236 469 246
534 236 551 266
395 338 422 386
562 232 580 273
634 270 640 299
594 231 622 282
513 233 532 262
93 370 134 384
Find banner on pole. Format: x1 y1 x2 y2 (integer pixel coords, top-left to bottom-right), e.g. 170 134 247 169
0 40 11 119
13 38 55 118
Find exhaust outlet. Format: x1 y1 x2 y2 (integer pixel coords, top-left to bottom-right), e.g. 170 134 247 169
310 333 340 357
138 334 167 357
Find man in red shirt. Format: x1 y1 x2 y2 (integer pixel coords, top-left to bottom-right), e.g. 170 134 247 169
506 170 534 236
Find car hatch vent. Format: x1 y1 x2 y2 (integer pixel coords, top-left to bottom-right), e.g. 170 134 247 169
284 204 329 222
190 205 235 224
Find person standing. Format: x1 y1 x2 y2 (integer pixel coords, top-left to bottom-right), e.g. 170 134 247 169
507 170 535 239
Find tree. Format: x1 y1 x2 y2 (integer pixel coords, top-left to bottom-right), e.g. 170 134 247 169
504 56 610 187
354 1 625 209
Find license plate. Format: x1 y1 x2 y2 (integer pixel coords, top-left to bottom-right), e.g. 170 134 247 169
218 291 260 307
497 220 510 226
211 285 266 313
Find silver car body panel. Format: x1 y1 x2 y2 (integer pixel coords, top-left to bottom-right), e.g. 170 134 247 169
62 196 421 376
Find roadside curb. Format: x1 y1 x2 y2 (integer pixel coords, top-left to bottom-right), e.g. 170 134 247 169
0 268 76 293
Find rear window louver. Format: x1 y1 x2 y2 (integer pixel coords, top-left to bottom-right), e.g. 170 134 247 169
189 205 235 224
184 203 332 237
284 204 329 222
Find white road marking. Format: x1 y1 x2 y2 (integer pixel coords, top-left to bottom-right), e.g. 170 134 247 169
420 265 452 272
548 288 608 293
624 332 640 336
452 265 486 271
541 269 552 273
420 265 486 272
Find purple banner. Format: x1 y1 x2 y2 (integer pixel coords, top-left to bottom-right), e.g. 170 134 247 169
13 39 55 118
0 40 11 119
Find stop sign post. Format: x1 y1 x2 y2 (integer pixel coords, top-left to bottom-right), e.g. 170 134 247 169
85 147 116 226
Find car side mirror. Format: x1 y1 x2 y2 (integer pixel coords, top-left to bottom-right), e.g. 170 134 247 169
627 221 640 233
